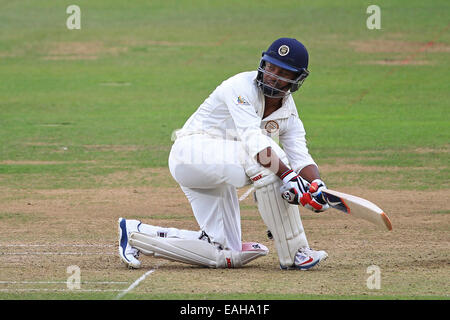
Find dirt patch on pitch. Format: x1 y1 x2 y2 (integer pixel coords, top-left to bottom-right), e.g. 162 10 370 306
123 40 216 47
82 145 143 152
42 41 127 60
359 59 432 66
350 40 450 66
319 163 433 173
0 161 97 165
0 166 448 298
349 40 450 53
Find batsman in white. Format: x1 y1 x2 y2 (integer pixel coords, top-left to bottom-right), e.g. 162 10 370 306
118 38 330 270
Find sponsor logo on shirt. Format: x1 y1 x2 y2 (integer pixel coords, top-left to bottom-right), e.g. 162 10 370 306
236 95 250 105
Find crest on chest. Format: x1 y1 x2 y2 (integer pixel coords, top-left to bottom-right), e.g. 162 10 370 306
264 120 280 135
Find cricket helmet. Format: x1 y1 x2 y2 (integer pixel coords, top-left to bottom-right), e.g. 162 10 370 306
256 38 310 98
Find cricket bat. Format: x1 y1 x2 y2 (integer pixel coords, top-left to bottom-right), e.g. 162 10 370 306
321 189 393 231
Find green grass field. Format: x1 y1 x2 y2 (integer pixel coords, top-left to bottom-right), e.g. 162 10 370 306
0 0 449 301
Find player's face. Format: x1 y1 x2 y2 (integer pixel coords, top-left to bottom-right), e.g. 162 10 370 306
263 62 297 90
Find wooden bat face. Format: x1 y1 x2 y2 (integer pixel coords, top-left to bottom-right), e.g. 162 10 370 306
321 189 393 231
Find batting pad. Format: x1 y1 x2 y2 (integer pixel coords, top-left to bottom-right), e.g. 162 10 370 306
129 232 268 268
254 177 309 268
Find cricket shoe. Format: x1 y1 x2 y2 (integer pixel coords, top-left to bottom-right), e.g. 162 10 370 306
118 217 142 269
281 247 328 270
293 247 328 270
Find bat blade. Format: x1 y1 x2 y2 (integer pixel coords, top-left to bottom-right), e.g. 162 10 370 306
322 189 392 231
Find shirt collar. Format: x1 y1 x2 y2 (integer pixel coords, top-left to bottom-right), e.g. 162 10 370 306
252 74 296 121
263 95 295 121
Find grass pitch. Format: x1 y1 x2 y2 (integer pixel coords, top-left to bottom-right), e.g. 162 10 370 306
0 0 449 300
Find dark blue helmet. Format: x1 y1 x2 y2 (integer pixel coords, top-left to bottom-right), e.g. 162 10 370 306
256 38 310 98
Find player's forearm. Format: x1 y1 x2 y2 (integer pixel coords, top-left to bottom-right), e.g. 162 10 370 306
298 164 321 183
256 148 321 183
256 147 290 178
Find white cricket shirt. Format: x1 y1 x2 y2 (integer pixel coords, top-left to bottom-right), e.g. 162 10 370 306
176 71 316 172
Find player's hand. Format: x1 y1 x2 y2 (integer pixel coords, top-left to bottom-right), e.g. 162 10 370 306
279 169 311 206
306 179 330 212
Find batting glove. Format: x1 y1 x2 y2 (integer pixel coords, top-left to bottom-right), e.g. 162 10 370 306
306 179 330 212
279 169 311 206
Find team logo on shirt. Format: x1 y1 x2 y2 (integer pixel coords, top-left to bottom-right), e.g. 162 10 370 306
237 96 250 105
278 45 289 56
265 120 279 134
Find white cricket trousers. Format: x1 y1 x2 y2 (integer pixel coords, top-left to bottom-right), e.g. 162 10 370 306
168 133 286 252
